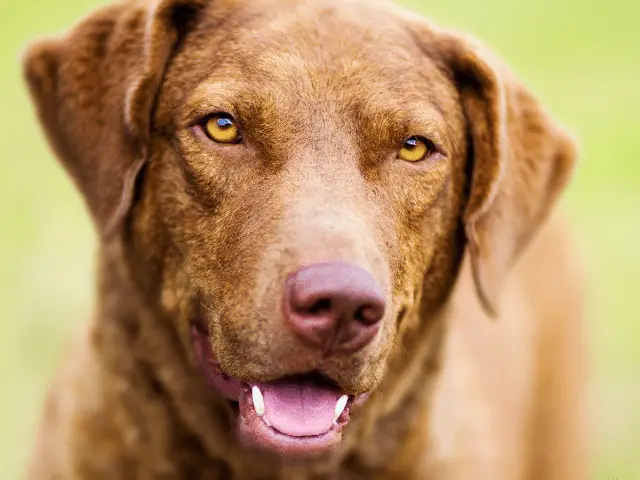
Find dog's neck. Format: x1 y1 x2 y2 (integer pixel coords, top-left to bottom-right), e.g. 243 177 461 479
89 242 449 479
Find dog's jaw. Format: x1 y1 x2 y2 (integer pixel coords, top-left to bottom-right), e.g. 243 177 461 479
190 324 363 458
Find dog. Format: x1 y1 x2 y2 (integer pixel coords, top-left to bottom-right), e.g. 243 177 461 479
23 0 587 478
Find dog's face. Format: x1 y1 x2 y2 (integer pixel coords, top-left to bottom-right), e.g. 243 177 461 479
147 1 467 455
24 0 576 459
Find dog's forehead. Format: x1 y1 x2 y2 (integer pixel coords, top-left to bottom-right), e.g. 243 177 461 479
159 0 460 135
194 0 438 79
220 0 416 57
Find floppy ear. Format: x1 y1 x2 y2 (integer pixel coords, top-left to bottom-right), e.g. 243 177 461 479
434 30 578 316
23 0 204 238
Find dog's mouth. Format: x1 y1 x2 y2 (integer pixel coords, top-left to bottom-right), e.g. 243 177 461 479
190 324 360 458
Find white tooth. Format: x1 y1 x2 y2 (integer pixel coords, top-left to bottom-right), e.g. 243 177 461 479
333 395 349 422
252 386 265 417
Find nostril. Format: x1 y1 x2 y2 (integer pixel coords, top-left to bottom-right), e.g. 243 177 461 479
354 305 383 325
306 298 332 315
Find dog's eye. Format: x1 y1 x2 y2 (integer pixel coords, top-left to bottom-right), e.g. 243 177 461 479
202 114 241 144
398 137 431 162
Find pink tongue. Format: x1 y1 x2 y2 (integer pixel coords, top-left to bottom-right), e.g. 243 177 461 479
258 379 342 437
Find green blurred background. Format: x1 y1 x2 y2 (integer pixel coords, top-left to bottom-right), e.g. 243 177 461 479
0 0 638 477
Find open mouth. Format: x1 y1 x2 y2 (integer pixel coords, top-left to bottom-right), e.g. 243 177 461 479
191 324 357 457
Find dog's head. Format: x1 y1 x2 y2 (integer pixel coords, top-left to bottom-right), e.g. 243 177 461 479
24 0 576 459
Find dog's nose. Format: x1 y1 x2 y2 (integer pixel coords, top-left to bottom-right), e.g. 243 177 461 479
284 262 385 355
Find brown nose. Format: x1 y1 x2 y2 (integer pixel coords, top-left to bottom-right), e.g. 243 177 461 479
284 262 385 355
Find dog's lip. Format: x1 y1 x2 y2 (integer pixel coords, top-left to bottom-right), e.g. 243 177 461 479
191 324 244 400
190 323 363 456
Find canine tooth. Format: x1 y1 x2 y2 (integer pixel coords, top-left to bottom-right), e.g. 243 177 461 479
252 386 265 416
333 395 349 422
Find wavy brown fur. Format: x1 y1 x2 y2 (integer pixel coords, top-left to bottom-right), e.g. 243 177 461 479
23 0 587 478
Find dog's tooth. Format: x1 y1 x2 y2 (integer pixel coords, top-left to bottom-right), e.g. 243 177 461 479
333 395 349 422
252 386 265 417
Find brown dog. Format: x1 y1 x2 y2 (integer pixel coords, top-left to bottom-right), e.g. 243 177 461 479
23 0 587 478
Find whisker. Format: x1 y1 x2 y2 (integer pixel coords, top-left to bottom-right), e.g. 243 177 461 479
391 338 409 357
371 372 381 403
200 302 214 313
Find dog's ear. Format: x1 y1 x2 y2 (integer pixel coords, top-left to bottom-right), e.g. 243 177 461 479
430 29 578 316
23 0 204 238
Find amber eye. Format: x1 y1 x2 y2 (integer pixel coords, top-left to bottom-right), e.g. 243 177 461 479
202 114 241 144
398 136 431 162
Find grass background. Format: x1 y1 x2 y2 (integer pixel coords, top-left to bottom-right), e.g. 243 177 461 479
0 0 638 477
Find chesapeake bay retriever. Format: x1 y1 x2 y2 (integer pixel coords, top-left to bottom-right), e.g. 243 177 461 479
23 0 587 478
